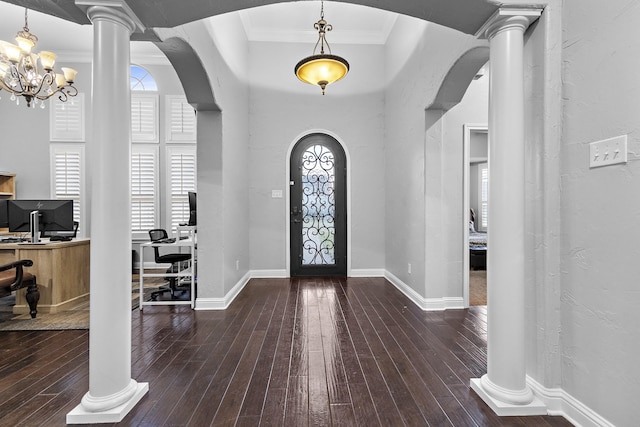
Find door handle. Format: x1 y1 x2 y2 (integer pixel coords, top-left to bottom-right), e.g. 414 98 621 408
291 206 301 223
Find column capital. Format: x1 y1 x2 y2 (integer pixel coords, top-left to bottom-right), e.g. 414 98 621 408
75 0 144 35
476 7 542 40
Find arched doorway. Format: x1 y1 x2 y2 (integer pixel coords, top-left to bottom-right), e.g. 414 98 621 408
289 133 347 276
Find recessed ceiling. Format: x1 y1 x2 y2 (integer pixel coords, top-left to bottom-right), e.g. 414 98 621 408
0 1 398 64
238 3 398 45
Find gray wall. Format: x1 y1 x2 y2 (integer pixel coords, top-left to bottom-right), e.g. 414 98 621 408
248 41 386 274
0 62 92 199
558 0 640 424
384 17 488 298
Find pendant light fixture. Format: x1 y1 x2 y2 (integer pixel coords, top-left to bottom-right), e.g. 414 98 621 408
294 1 349 95
0 8 78 108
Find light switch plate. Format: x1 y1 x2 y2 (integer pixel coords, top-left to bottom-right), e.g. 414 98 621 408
271 190 283 198
589 135 627 168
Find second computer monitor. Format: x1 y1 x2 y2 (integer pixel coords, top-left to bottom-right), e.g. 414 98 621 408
188 191 196 226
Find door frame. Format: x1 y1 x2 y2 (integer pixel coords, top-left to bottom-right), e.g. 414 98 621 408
463 123 488 307
286 129 351 277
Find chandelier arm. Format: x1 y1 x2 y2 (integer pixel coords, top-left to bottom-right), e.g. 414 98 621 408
56 85 78 103
31 72 55 98
7 66 27 93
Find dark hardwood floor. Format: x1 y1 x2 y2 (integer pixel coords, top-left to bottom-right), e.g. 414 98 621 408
0 277 572 426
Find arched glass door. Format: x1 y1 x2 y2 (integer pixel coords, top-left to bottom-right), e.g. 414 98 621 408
290 133 347 276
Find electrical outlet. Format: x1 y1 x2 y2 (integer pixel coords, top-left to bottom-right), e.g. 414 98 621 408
408 263 412 274
236 260 239 271
589 135 627 168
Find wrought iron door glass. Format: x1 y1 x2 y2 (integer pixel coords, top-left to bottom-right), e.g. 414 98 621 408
301 144 335 265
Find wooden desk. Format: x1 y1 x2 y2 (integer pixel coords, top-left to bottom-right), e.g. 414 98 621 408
0 238 90 314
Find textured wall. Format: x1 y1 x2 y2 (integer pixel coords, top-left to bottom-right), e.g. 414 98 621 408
248 41 386 273
559 0 640 424
384 17 487 299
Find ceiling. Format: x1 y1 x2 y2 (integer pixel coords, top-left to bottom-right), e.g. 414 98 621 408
0 1 400 63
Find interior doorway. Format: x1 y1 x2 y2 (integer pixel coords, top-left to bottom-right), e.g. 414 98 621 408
463 124 488 306
289 133 347 276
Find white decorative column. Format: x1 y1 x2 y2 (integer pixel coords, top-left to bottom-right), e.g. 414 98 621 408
470 8 546 416
67 1 148 423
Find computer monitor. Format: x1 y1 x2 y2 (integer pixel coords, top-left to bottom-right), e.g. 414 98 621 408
0 200 8 228
8 200 74 235
188 191 196 226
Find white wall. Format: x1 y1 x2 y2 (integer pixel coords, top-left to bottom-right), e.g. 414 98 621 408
248 41 386 273
0 62 92 199
159 18 251 299
384 17 488 299
558 0 640 424
441 73 488 297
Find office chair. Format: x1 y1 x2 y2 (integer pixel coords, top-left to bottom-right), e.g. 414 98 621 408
148 229 192 301
0 259 39 318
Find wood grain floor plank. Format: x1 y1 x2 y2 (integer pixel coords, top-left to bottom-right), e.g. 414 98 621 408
0 277 576 427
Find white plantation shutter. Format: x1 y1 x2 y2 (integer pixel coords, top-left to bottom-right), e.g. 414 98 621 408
166 96 196 142
50 144 84 233
131 146 158 235
480 164 488 230
166 146 196 232
131 94 158 142
50 94 85 141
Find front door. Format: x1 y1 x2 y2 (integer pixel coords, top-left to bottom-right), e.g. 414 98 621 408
290 133 347 276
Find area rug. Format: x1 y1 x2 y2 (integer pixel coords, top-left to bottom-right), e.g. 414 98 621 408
469 269 487 306
0 273 164 331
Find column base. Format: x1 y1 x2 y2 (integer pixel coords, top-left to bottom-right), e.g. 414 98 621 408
66 382 148 424
471 378 547 416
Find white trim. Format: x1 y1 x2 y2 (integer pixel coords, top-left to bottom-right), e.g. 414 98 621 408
350 268 385 277
384 270 464 311
250 269 287 278
67 382 148 424
194 272 251 310
470 378 547 416
191 268 465 313
527 376 615 427
463 124 489 308
285 130 352 277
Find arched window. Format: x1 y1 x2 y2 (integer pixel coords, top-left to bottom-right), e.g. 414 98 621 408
130 65 157 91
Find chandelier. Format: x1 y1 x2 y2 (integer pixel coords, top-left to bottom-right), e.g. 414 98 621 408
0 8 78 108
294 1 349 95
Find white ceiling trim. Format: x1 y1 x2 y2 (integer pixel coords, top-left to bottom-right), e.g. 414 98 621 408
238 8 397 45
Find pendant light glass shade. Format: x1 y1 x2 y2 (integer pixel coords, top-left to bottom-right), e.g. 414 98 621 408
295 54 349 94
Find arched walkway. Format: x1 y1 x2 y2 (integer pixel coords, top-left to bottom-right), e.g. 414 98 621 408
62 1 548 423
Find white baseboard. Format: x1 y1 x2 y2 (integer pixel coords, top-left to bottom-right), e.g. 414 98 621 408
350 268 385 277
250 269 287 278
384 270 464 311
194 268 465 312
194 271 251 310
527 376 615 427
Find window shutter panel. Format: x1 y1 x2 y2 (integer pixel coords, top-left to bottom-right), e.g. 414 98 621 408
131 95 158 142
50 94 85 141
480 165 489 229
166 96 196 142
131 149 157 232
168 149 197 232
50 146 83 229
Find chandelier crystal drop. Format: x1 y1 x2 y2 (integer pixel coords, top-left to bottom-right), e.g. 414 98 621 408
294 1 349 95
0 8 78 108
